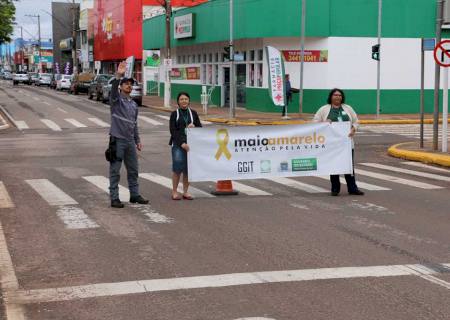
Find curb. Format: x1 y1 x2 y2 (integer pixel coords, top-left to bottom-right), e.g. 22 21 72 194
142 104 450 126
388 142 450 167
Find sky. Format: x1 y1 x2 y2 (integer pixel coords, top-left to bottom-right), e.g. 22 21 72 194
12 0 81 42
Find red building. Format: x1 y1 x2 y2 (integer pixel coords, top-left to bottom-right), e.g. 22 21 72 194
94 0 207 81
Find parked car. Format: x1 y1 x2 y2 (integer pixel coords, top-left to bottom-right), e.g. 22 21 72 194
3 72 13 80
69 72 95 95
102 78 142 106
28 72 39 85
57 74 73 91
51 74 61 89
88 74 113 101
36 73 52 86
13 72 31 85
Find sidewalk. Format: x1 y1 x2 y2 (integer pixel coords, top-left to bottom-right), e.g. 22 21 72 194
143 95 450 168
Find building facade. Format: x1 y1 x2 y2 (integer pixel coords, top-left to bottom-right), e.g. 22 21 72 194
143 0 449 114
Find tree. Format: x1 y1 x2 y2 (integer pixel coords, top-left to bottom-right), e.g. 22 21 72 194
0 0 16 45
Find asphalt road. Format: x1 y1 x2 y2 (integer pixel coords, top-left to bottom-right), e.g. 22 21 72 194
0 80 449 320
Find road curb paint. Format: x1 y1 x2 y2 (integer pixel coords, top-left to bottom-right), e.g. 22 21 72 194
388 142 450 168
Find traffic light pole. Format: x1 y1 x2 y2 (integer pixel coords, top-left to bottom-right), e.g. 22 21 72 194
433 0 444 151
229 0 235 119
376 0 382 118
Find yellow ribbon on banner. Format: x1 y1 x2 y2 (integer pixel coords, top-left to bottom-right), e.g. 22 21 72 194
215 129 232 160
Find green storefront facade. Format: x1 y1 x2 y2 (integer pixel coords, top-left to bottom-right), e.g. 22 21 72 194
143 0 447 114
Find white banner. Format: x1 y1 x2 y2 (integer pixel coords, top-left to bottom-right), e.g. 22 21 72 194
125 56 135 78
188 122 353 182
265 46 286 107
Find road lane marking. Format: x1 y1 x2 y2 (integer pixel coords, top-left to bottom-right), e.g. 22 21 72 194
88 117 110 127
139 173 214 198
82 175 130 201
316 176 391 191
355 169 444 190
129 204 172 224
15 121 29 129
231 181 272 196
0 182 14 208
32 97 40 101
57 107 68 114
25 179 78 206
64 118 87 128
0 219 26 319
42 101 51 106
155 114 170 120
360 163 450 182
55 206 99 229
402 161 450 173
8 262 450 304
267 177 328 193
138 116 164 126
40 119 62 131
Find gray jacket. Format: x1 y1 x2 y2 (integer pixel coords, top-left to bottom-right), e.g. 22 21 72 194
109 79 140 144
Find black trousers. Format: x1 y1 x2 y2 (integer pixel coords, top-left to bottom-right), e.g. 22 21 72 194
330 149 358 193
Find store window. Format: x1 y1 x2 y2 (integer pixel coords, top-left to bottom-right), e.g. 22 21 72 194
257 63 263 87
257 49 263 61
250 50 255 61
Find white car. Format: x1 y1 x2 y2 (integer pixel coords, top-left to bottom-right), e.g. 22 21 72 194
13 72 31 85
57 74 72 91
37 73 52 86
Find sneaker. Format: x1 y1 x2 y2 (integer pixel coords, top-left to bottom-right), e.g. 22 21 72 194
111 199 124 208
349 190 365 196
331 191 339 196
130 195 149 204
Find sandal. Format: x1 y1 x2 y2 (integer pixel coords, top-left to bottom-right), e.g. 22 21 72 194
172 194 182 200
183 194 194 200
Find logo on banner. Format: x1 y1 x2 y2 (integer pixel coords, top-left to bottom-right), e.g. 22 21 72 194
292 158 318 172
260 160 271 173
215 129 232 160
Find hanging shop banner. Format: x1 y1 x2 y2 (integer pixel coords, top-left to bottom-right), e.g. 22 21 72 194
282 50 329 63
188 122 353 182
265 46 286 107
170 67 201 80
174 13 195 39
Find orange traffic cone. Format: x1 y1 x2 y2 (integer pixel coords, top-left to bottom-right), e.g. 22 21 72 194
211 180 239 196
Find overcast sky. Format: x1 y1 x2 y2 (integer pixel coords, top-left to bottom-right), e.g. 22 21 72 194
13 0 81 42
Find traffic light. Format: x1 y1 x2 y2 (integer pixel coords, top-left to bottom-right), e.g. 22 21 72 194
223 46 230 60
372 44 380 61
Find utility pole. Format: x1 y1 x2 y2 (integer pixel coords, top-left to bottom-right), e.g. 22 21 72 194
433 0 444 151
299 0 306 114
376 0 382 118
164 0 172 108
229 0 236 118
71 0 78 75
20 26 24 70
25 14 41 72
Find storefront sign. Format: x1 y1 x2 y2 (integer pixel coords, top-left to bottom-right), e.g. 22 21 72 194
187 122 353 182
170 67 200 80
282 50 328 63
174 13 195 39
145 50 161 66
265 46 286 107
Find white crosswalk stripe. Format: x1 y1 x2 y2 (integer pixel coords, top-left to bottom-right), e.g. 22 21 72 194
354 169 444 190
0 182 14 208
26 179 78 206
155 115 170 121
316 176 391 191
40 119 62 131
267 177 328 193
83 176 130 201
15 120 29 130
231 181 272 196
360 163 450 182
25 179 97 229
88 118 110 127
138 116 164 126
64 118 87 128
402 161 450 173
139 173 214 198
361 124 450 140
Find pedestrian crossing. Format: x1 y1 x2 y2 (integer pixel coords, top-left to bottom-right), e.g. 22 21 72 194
361 124 450 141
1 162 448 230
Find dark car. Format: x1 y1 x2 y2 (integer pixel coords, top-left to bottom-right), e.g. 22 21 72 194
69 72 95 95
88 74 113 101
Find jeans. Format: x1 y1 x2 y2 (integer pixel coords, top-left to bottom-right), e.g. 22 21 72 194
330 149 359 193
109 138 139 200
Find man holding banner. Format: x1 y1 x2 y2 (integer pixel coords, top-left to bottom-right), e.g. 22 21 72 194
313 88 364 196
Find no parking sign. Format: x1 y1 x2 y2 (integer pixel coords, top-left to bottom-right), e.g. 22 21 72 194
434 40 450 67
